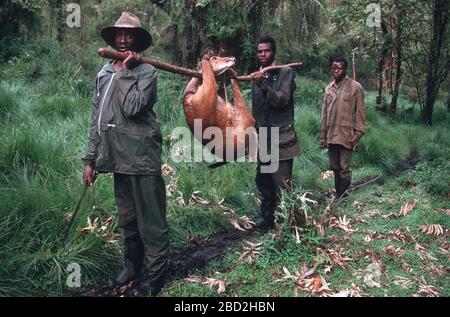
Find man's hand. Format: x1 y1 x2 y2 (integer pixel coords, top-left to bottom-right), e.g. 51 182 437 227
83 164 97 187
320 139 327 149
122 51 141 69
251 71 268 91
350 131 363 150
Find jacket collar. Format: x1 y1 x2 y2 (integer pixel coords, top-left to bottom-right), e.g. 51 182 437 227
102 61 116 73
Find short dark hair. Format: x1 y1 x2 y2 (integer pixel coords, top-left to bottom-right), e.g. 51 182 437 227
257 36 277 56
331 56 348 69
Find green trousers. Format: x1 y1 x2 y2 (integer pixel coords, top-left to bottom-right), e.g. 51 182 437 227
114 173 169 287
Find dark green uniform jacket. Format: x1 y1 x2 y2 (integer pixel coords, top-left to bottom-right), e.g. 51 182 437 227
251 67 300 161
83 62 162 175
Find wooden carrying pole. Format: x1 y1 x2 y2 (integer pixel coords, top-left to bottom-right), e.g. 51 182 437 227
98 48 302 81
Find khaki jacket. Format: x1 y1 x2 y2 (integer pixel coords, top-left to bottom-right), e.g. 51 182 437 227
83 62 162 175
319 77 366 150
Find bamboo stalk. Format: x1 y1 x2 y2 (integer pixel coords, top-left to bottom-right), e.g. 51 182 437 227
98 48 302 81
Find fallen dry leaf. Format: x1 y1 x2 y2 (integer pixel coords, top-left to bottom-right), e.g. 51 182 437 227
236 240 262 263
385 245 405 258
80 216 99 234
161 163 176 177
414 243 427 251
100 215 115 232
322 246 352 269
189 191 210 205
185 275 227 295
307 218 325 237
353 201 366 211
417 250 438 261
387 229 416 243
320 170 334 180
175 191 186 206
165 178 178 196
380 212 395 219
327 215 356 234
283 263 332 296
397 200 417 217
239 216 255 230
401 263 413 272
420 224 447 237
393 276 414 289
366 209 381 219
416 280 439 297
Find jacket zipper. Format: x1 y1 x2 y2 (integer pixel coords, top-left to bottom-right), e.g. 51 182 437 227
97 73 115 135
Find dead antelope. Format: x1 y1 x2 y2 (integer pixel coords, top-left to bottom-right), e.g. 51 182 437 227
183 56 257 165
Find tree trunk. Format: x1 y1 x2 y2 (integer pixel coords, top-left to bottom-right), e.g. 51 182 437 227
56 0 66 43
376 21 389 109
422 0 449 125
247 0 264 71
390 4 405 114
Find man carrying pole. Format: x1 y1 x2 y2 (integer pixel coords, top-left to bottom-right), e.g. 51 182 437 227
82 12 169 297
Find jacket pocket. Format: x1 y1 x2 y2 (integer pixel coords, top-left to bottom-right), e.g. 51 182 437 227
278 125 298 149
102 129 162 174
339 91 355 127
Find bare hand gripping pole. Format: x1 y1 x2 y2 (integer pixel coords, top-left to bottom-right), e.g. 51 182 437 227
98 48 302 81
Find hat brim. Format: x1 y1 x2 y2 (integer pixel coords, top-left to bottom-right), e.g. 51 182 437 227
101 26 152 52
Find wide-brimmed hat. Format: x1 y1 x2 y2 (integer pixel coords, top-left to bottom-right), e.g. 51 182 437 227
101 12 152 52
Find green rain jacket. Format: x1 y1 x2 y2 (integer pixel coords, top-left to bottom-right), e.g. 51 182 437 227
83 61 162 175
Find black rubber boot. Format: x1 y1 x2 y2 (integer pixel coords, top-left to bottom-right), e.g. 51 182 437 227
340 177 351 198
130 265 169 297
255 208 275 229
334 173 342 198
108 236 144 288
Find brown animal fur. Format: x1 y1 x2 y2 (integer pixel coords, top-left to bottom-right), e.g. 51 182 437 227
183 56 257 162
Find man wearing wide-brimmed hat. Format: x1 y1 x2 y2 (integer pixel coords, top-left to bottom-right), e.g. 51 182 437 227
82 12 169 297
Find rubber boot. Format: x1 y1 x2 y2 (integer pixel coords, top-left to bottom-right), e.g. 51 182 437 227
334 173 342 198
340 177 351 198
108 236 144 288
255 207 275 229
130 264 169 297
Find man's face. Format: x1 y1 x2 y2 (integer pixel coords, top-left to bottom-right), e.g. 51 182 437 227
257 42 275 68
331 62 346 82
115 29 135 52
